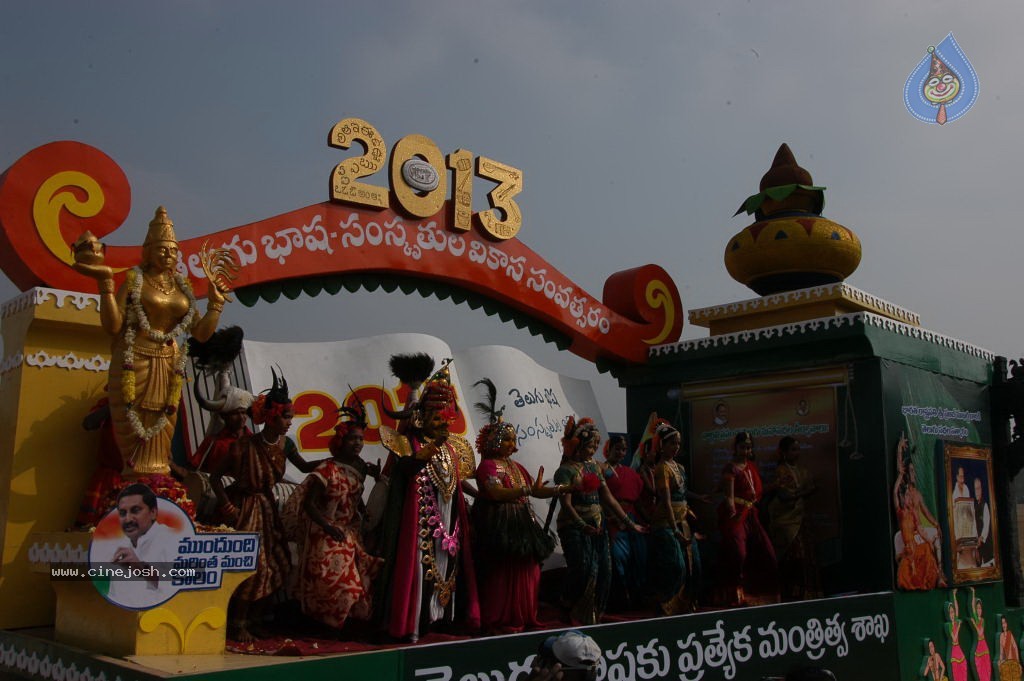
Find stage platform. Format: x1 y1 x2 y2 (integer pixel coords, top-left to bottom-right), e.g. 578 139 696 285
0 593 901 681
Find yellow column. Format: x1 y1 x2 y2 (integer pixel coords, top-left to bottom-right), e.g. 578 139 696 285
0 288 109 628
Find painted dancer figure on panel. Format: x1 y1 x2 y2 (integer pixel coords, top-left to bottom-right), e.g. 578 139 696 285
716 431 779 606
970 588 993 681
946 591 969 681
893 433 945 589
922 639 949 681
469 378 560 634
998 615 1022 681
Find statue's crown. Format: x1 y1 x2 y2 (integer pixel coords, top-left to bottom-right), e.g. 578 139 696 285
144 206 177 245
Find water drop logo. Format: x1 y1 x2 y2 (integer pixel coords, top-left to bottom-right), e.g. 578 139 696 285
904 33 979 125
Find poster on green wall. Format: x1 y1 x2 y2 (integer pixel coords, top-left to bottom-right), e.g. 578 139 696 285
883 360 989 592
689 385 840 552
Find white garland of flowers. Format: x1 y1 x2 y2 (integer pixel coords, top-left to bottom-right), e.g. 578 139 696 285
122 266 196 442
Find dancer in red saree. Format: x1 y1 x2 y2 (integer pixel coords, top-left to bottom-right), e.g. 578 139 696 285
716 431 779 606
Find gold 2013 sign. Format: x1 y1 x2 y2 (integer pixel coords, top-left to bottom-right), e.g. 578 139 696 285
328 117 522 241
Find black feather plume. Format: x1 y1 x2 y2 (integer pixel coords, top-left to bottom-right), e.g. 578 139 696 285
473 377 504 424
188 326 244 371
338 385 368 428
389 353 435 389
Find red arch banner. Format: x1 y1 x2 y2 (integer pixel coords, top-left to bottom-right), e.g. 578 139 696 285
0 141 682 364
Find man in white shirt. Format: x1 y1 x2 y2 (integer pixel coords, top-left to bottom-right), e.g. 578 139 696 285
106 483 178 609
973 477 993 567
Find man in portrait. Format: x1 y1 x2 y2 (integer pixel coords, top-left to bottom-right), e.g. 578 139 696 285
974 477 993 567
106 483 177 608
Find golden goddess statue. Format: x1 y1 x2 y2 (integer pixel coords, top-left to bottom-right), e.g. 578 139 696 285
73 206 237 477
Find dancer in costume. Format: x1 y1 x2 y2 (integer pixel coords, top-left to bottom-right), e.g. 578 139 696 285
211 369 309 641
998 615 1022 681
469 378 561 633
648 422 707 615
554 416 641 625
376 355 480 641
947 591 969 681
716 431 779 606
285 394 383 631
895 472 941 591
185 327 253 521
893 433 945 586
603 434 649 611
768 436 822 601
71 208 236 479
970 587 993 681
922 639 948 681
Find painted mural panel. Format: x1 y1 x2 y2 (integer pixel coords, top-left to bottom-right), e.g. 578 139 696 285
883 359 990 591
689 382 841 554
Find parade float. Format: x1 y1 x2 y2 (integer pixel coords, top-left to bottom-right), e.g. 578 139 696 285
0 119 1019 681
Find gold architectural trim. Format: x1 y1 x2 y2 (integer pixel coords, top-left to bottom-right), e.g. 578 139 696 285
653 312 995 361
688 283 920 328
1 288 101 320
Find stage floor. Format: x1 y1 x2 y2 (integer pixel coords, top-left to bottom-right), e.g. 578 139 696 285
0 593 903 681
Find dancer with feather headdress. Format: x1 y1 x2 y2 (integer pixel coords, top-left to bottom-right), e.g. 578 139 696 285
470 378 562 634
210 368 314 641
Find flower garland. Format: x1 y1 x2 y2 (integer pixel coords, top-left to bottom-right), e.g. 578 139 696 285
416 469 459 607
122 267 196 442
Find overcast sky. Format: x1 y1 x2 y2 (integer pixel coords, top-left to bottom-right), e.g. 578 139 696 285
1 1 1020 431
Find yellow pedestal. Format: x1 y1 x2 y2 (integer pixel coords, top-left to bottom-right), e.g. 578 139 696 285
1 289 110 629
30 531 251 656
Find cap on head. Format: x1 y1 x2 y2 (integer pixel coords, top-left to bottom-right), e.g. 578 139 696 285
543 630 601 670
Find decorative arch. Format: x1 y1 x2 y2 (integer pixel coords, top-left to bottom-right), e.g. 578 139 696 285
0 141 683 365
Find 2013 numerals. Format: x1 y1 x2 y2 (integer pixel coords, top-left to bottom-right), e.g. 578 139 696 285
328 117 522 240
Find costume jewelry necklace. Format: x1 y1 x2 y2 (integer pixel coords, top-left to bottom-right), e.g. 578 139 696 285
667 460 683 489
426 441 457 502
144 271 176 295
497 459 527 489
261 431 282 447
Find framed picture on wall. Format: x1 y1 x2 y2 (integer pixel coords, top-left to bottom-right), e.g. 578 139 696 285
944 443 1000 583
